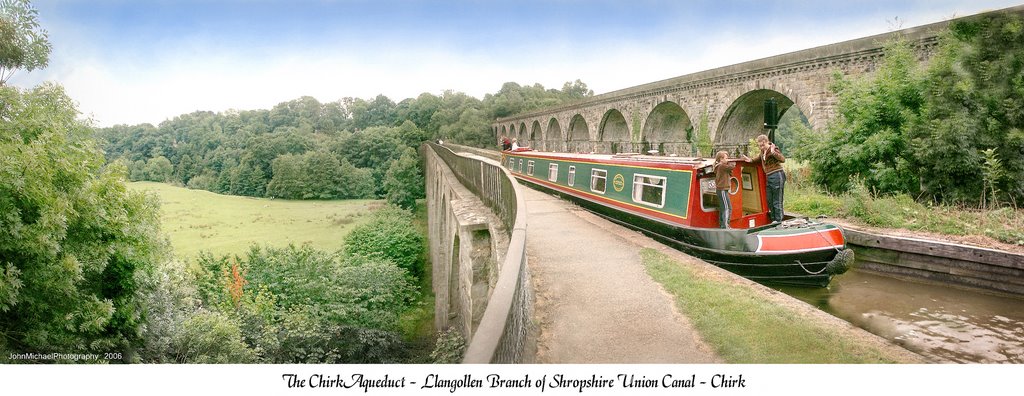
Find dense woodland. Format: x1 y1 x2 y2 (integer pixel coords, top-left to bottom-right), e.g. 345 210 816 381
97 82 593 207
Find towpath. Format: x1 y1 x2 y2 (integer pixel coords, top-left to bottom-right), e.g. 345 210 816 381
523 187 721 363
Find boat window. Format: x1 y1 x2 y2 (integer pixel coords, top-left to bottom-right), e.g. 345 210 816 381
518 159 523 172
632 174 667 208
548 163 558 182
568 166 576 186
507 158 514 169
700 177 720 212
527 160 535 176
591 169 607 194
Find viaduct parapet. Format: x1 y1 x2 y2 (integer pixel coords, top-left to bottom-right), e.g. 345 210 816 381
423 143 533 363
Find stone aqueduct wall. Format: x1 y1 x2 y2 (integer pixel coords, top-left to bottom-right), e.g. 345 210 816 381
493 6 1024 156
423 143 533 363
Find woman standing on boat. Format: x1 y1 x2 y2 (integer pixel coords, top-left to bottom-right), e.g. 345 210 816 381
714 150 736 229
743 134 786 223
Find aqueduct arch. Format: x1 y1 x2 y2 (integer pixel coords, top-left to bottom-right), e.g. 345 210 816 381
715 89 795 151
643 101 692 144
598 109 629 142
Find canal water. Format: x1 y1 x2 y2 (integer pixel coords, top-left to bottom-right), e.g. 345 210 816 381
777 268 1024 363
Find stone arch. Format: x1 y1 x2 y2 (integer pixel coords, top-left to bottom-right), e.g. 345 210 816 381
530 120 542 142
568 114 589 141
715 89 796 151
508 124 516 140
545 117 563 152
773 104 812 157
518 122 528 141
598 109 629 142
547 117 562 141
643 101 692 143
500 125 507 137
449 233 461 327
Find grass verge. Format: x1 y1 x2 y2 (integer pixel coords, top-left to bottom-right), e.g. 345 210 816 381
640 248 900 363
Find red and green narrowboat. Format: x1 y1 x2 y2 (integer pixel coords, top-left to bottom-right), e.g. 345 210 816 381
500 148 854 288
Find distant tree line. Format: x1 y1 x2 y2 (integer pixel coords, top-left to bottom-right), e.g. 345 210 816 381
96 80 594 208
805 12 1024 207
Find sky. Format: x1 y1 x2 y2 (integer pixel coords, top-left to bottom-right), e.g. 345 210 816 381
7 0 1024 127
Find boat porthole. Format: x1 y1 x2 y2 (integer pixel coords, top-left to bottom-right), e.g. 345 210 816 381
729 177 741 195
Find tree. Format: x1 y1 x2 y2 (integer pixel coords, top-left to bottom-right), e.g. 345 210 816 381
347 94 398 130
396 93 441 133
1 83 166 358
0 0 51 84
301 150 344 199
561 79 594 100
440 106 490 147
394 119 430 148
175 153 197 184
230 154 267 197
810 38 924 195
334 157 376 199
383 147 425 209
910 12 1024 204
143 155 173 182
265 154 307 199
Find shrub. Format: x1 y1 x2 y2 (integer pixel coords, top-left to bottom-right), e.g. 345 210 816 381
185 170 218 191
169 310 255 363
343 206 425 276
189 244 417 363
430 328 466 363
272 307 406 364
137 259 200 363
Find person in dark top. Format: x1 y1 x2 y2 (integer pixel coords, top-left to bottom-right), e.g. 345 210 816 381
714 150 736 229
501 136 511 151
742 134 786 223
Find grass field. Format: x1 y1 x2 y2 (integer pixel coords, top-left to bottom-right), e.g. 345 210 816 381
128 182 382 259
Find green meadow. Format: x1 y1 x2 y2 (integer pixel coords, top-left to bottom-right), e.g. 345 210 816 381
128 182 382 259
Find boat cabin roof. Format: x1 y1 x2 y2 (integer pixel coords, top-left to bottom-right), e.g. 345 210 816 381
505 150 717 170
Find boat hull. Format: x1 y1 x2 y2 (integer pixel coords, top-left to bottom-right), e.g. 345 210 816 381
519 177 853 288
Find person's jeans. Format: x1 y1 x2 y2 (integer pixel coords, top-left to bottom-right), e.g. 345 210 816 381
767 171 786 222
717 189 731 229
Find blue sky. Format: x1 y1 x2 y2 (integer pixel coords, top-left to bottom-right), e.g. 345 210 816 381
8 0 1023 127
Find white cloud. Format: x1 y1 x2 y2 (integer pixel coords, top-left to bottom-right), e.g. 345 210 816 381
10 0 1022 127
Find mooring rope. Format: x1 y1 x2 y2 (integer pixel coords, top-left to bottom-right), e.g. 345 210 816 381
796 259 829 275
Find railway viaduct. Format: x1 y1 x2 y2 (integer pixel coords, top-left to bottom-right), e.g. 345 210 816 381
492 5 1024 156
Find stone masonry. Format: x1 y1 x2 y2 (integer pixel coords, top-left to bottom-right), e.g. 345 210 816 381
493 6 1024 155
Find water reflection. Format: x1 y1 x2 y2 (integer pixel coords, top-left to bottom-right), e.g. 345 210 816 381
778 269 1024 363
